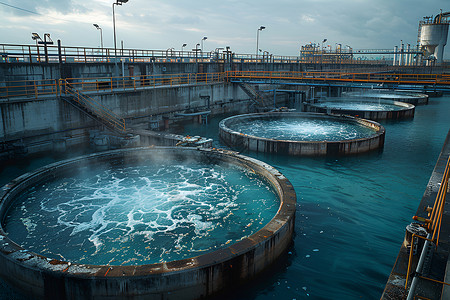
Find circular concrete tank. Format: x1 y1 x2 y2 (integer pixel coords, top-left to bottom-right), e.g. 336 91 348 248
0 147 296 300
304 98 415 120
343 90 428 105
219 112 385 156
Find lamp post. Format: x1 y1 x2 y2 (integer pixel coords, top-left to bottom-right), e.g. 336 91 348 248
201 36 207 57
31 33 42 62
195 43 200 63
321 38 327 67
182 43 187 52
112 0 129 76
93 24 103 57
256 26 265 59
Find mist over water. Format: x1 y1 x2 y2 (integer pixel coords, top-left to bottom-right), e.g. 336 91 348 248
4 161 278 266
228 117 377 141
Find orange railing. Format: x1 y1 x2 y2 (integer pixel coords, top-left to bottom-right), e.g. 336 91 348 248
1 71 449 100
226 71 450 86
405 155 450 291
0 79 58 99
63 73 224 94
0 73 224 99
61 80 126 133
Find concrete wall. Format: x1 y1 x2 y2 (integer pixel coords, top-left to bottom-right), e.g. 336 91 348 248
0 82 250 157
0 61 385 84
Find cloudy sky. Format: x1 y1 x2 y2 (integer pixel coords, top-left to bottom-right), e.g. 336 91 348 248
0 0 449 57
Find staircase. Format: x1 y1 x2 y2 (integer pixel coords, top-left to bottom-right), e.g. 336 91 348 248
60 80 127 134
239 82 272 109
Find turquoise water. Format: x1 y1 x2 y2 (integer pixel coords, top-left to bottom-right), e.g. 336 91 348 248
173 95 450 299
0 95 449 299
226 117 377 141
3 159 278 266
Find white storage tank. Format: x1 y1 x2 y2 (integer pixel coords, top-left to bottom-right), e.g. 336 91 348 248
419 12 450 64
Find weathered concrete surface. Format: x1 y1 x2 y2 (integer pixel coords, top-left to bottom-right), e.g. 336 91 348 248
304 99 415 120
0 83 249 158
0 147 296 300
219 112 385 156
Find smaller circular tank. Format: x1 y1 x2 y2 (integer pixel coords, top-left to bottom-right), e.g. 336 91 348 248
305 98 415 120
343 90 428 105
219 112 385 156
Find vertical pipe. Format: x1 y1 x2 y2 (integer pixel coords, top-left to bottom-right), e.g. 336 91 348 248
400 42 404 66
406 44 411 66
393 46 398 66
44 35 49 63
406 234 432 300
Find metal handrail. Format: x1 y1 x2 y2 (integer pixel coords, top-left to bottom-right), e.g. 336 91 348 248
2 43 428 65
226 70 450 85
0 73 225 99
61 79 126 132
1 70 449 100
405 155 450 293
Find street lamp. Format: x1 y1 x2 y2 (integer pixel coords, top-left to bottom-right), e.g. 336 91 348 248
201 36 207 55
31 33 42 62
321 38 327 67
321 38 327 51
195 43 200 62
256 26 265 58
112 0 129 75
93 24 103 56
182 43 187 51
32 33 53 63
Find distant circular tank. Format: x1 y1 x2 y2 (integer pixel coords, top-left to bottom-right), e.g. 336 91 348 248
420 23 449 64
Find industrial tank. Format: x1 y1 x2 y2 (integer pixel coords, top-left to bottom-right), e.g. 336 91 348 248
419 12 450 64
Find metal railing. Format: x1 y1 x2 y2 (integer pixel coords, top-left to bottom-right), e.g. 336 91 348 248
0 79 58 99
0 73 224 99
61 80 126 133
1 71 450 100
1 43 423 65
63 73 224 94
405 155 450 295
226 71 450 85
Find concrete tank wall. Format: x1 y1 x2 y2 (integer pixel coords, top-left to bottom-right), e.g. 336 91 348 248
304 99 415 120
0 83 250 157
219 112 385 156
0 147 296 300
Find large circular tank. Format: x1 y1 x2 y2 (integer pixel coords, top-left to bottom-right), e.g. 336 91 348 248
343 90 428 105
219 112 385 156
0 147 296 300
304 97 415 120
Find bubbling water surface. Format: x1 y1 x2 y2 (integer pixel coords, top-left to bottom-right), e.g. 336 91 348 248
4 160 278 266
229 117 377 141
314 101 402 111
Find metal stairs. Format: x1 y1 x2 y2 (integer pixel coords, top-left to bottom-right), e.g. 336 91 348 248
238 82 272 109
60 80 127 134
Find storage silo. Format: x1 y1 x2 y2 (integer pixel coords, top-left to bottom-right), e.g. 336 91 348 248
419 12 450 64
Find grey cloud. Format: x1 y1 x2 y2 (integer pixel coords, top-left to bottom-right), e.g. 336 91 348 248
4 0 86 15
